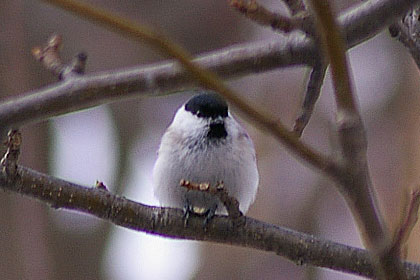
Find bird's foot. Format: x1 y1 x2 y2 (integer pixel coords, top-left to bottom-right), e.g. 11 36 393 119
183 201 217 229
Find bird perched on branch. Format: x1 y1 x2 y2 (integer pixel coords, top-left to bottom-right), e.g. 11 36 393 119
153 91 259 223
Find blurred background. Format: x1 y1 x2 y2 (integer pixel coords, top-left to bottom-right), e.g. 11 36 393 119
1 0 420 279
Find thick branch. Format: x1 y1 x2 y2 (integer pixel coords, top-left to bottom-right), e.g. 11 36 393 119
13 1 339 181
0 36 311 129
0 0 417 131
0 164 419 279
341 0 420 48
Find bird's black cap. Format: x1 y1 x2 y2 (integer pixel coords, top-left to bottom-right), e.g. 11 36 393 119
184 92 228 119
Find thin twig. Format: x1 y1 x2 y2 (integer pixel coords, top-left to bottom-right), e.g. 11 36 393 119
32 34 87 79
60 53 87 78
308 3 356 115
12 0 417 183
31 35 64 77
293 62 327 137
0 0 416 131
36 0 339 182
0 37 312 128
2 1 418 277
229 0 305 34
308 0 405 279
391 190 420 258
309 0 381 246
0 164 420 278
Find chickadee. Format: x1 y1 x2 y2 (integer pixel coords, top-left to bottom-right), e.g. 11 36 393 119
153 91 259 221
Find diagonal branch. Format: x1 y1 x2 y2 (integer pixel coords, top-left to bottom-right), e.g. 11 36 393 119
0 164 420 279
0 0 416 187
341 0 420 49
293 61 327 137
229 0 311 34
0 1 417 278
0 0 417 130
391 190 420 258
25 0 339 181
308 0 406 279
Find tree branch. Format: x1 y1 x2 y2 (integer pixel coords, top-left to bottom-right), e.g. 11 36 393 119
0 1 419 276
341 0 420 49
308 0 406 279
229 0 310 34
16 0 340 182
391 190 420 258
293 61 327 137
0 164 419 279
0 0 417 278
32 34 87 79
0 0 417 131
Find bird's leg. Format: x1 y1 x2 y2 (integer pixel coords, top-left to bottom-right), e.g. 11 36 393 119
203 204 218 228
183 199 193 227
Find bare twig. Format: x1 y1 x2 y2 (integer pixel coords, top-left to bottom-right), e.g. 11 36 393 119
293 62 327 137
229 0 305 34
0 0 417 132
341 0 419 48
180 180 243 219
36 0 339 182
391 190 420 258
308 3 356 115
0 37 312 129
32 34 87 79
308 0 405 279
6 0 415 184
60 52 87 78
0 0 417 278
0 163 419 278
310 0 381 246
32 35 64 77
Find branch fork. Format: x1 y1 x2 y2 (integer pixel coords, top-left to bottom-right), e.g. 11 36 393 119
32 34 87 80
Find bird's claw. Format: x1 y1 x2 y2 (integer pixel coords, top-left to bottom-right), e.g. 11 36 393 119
183 201 217 229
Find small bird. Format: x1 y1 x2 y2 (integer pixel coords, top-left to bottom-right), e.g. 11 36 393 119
153 91 259 222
